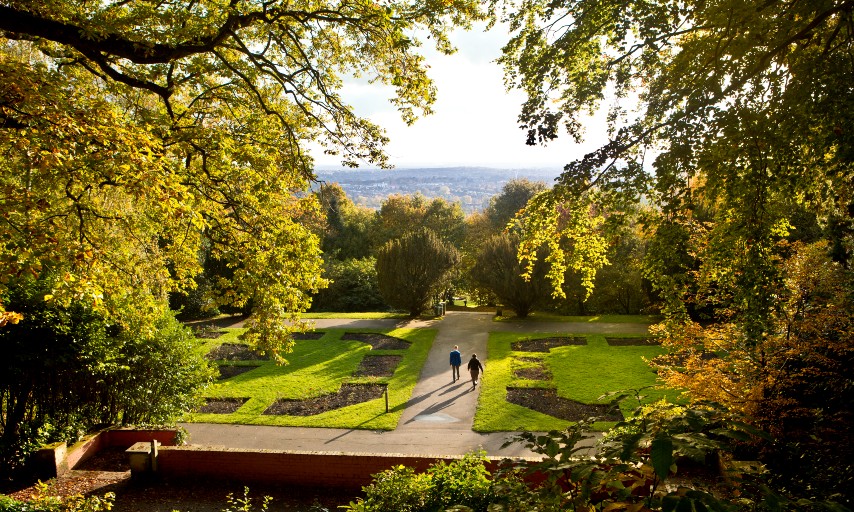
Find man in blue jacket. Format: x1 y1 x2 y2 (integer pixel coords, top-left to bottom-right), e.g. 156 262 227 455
450 345 462 382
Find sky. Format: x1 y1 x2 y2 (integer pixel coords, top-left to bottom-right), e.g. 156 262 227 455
312 22 610 171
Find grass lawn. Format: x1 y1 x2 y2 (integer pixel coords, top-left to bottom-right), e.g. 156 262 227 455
301 312 411 319
494 313 663 323
186 327 435 430
473 332 681 432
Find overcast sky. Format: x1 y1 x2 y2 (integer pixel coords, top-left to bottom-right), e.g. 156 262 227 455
312 23 609 170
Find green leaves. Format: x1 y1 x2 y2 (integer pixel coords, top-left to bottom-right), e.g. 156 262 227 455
375 228 460 316
515 187 609 300
650 433 674 480
1 0 485 357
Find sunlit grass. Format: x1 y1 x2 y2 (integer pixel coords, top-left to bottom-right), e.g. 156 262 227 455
187 327 435 430
473 332 681 432
301 312 410 319
494 313 662 323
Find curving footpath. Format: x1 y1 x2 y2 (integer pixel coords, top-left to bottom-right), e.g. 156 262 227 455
180 311 651 457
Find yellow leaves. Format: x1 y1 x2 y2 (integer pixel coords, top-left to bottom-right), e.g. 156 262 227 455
515 187 610 299
0 309 24 327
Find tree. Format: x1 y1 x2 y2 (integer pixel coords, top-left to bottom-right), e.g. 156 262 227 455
555 222 651 315
0 274 213 470
375 228 460 316
497 0 853 313
470 233 549 318
372 194 467 251
0 0 484 357
496 0 854 500
462 179 548 304
315 183 375 261
651 242 854 499
484 178 547 230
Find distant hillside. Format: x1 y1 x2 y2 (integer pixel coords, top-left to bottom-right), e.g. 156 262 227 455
314 167 561 213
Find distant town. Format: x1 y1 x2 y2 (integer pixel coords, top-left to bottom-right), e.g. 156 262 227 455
314 167 563 213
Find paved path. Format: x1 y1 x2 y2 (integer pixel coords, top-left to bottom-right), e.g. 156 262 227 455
181 312 650 457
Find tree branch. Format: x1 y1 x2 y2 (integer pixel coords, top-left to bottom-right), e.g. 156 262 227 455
0 4 262 64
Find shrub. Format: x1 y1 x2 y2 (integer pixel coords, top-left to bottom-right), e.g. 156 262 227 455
343 453 515 512
312 258 385 312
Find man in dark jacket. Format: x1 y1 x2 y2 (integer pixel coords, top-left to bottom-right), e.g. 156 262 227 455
467 354 484 389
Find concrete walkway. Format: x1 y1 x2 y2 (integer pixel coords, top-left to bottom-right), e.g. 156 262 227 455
181 312 650 457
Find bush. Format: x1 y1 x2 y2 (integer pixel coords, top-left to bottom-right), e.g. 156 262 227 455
312 258 385 312
343 453 517 512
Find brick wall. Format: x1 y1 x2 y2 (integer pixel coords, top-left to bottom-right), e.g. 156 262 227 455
34 428 181 478
145 446 533 490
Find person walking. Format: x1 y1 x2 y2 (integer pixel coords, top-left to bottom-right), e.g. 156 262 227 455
467 353 484 389
449 345 462 382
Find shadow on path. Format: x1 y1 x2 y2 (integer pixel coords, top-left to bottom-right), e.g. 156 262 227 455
405 388 473 424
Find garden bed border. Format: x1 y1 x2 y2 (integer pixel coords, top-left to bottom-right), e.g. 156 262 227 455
34 427 181 478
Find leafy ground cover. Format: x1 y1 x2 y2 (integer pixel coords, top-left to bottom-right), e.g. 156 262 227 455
473 332 681 432
186 327 435 430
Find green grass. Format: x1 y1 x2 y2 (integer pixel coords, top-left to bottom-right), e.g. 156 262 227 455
473 332 681 432
301 312 411 319
494 313 662 323
187 327 435 430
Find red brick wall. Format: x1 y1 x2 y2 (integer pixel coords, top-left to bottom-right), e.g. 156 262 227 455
103 428 179 448
35 428 182 477
154 447 527 489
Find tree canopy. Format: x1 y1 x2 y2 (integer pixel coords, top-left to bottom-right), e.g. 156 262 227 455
470 233 549 317
496 0 854 341
372 194 467 251
0 0 484 355
496 0 854 500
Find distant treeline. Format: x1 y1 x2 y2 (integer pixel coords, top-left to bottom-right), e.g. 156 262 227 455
314 167 561 213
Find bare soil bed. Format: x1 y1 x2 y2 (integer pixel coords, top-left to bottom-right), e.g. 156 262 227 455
263 384 387 416
605 337 660 346
506 387 623 422
8 473 354 512
292 331 325 340
353 355 401 377
205 343 269 361
341 332 411 350
217 364 260 380
513 362 551 381
196 397 250 414
512 336 587 352
76 447 130 472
